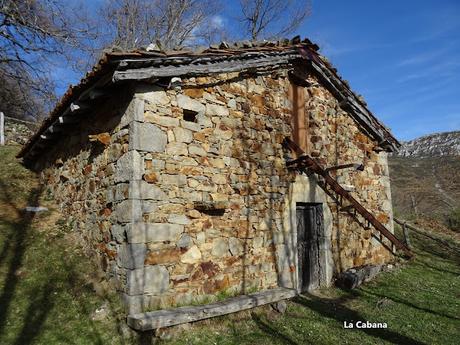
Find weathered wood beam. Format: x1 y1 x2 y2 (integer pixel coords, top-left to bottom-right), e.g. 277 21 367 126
127 287 297 331
113 54 300 81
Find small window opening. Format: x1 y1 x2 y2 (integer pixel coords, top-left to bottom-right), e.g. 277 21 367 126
183 109 198 122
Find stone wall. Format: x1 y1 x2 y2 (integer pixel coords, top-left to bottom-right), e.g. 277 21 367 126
35 90 134 285
304 75 394 269
3 117 36 145
116 70 395 313
34 66 396 314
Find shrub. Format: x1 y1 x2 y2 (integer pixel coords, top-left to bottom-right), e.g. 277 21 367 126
446 208 460 232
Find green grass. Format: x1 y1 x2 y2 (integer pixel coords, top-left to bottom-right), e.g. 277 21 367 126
0 146 128 345
1 145 459 344
167 232 460 345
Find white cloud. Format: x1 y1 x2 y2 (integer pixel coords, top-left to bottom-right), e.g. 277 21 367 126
210 15 225 29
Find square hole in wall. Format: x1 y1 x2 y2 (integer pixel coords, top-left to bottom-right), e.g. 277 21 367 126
183 109 198 122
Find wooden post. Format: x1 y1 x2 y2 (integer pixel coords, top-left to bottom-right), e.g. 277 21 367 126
402 222 411 249
0 112 4 146
410 195 418 217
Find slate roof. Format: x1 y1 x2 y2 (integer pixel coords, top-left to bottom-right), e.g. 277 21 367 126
18 37 400 161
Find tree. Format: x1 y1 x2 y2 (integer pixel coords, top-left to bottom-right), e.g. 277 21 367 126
100 0 223 51
239 0 311 40
0 0 96 120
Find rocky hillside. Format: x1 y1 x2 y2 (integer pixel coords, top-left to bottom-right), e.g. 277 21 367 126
395 131 460 157
389 131 460 224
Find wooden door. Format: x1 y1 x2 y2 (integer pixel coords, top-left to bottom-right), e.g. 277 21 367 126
297 203 323 292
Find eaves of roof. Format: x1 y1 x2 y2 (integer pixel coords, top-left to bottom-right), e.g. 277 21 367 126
18 37 400 161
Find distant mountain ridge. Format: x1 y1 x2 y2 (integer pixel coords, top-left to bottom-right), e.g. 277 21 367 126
395 131 460 157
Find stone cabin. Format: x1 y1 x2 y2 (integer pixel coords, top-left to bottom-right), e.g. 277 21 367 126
18 38 405 321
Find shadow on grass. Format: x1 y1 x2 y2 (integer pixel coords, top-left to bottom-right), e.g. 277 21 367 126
293 294 427 345
415 261 460 276
359 288 459 321
411 233 460 262
251 312 298 345
0 181 44 342
0 180 108 345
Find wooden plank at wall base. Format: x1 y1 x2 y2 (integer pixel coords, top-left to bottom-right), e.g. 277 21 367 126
127 287 297 331
0 112 4 145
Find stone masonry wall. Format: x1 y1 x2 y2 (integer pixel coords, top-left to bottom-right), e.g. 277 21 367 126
304 76 394 269
34 66 396 314
115 75 296 313
4 118 36 145
35 91 136 288
117 69 395 312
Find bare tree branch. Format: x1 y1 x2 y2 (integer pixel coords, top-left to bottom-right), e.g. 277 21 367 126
0 0 97 120
99 0 223 51
239 0 311 40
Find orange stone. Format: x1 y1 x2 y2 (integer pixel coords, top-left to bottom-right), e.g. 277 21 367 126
145 248 182 265
143 172 158 183
194 132 206 142
82 164 92 175
184 88 204 98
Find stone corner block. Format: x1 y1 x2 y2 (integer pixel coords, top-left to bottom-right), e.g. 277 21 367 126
120 97 145 129
121 293 146 314
115 199 143 223
145 223 184 243
115 150 144 183
118 243 147 269
129 121 167 152
126 266 169 296
125 223 147 243
129 180 167 200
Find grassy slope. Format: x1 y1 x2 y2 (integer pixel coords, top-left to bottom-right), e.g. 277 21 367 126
0 146 126 345
167 231 460 345
389 156 460 220
0 145 459 344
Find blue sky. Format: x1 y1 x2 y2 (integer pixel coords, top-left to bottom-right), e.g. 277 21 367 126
225 0 460 140
293 0 460 140
57 0 459 141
